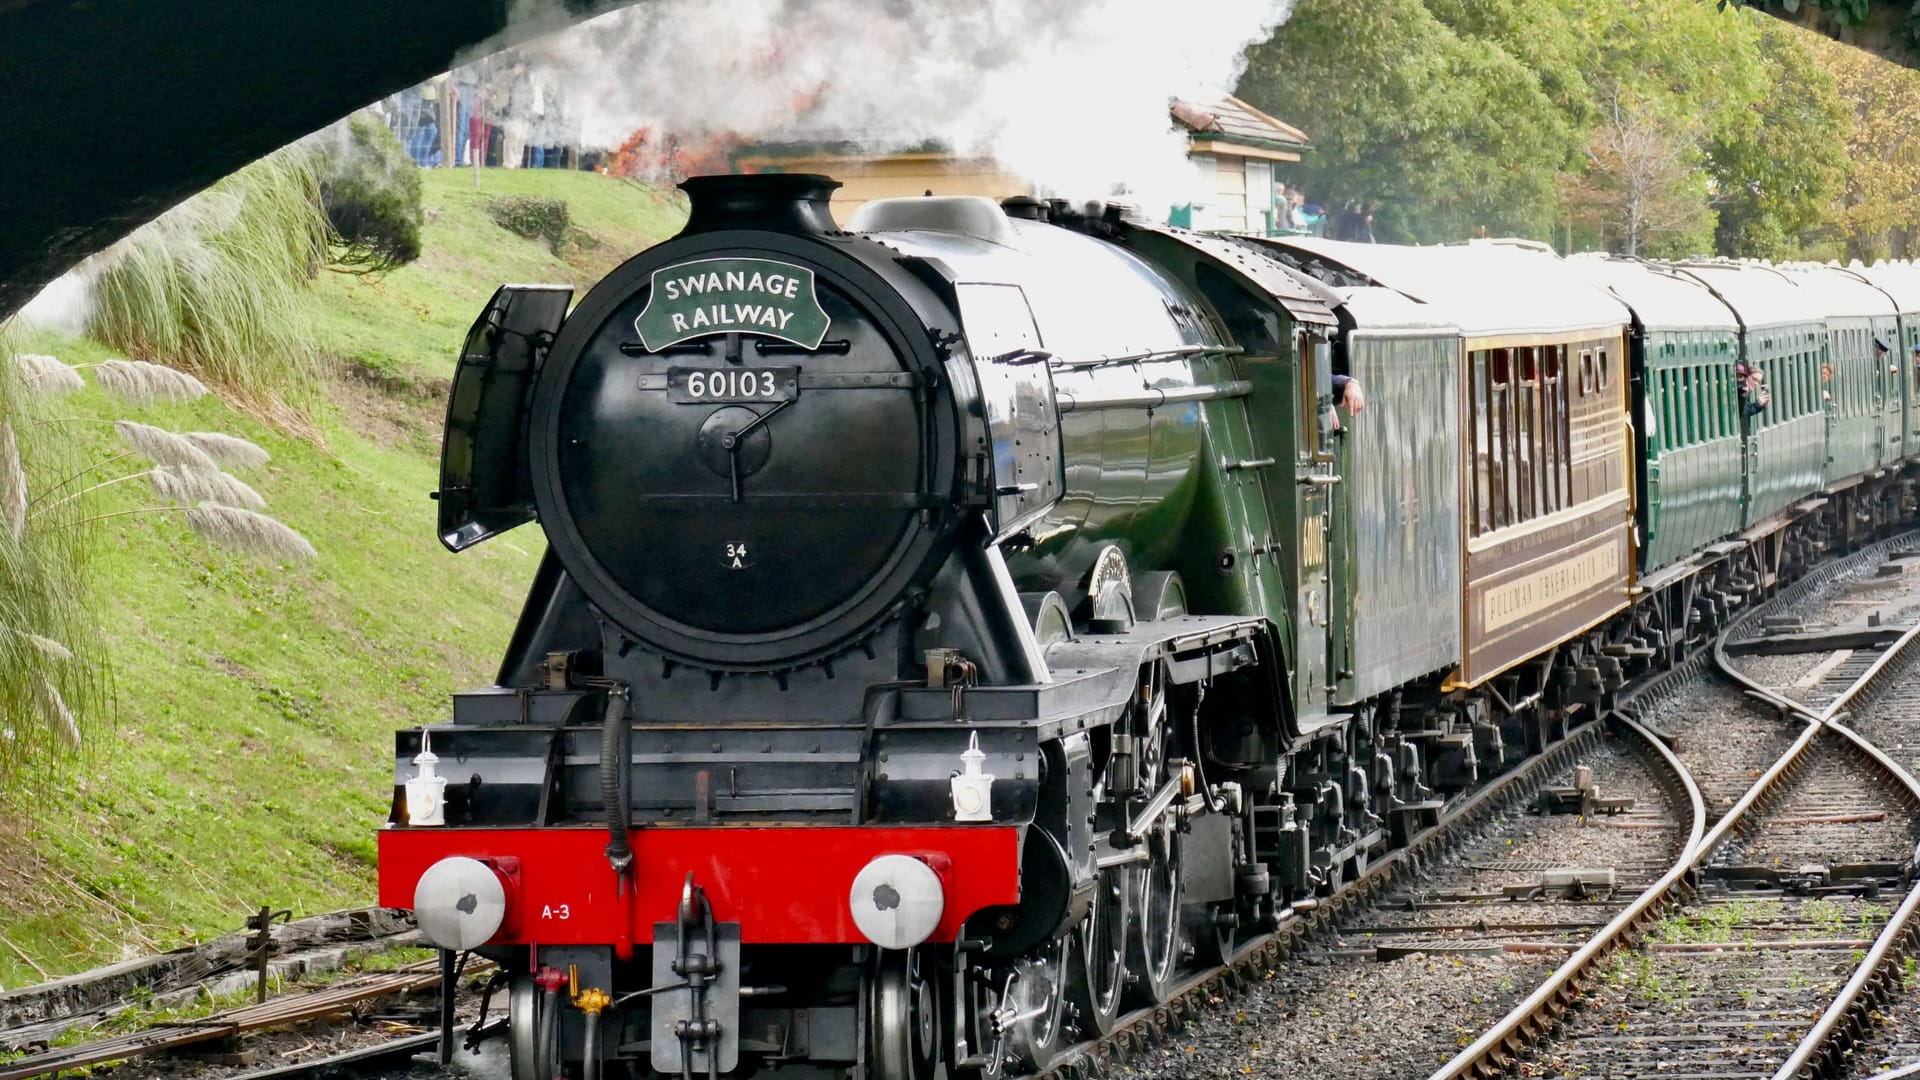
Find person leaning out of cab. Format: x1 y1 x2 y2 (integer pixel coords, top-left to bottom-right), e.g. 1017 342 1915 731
1328 373 1365 432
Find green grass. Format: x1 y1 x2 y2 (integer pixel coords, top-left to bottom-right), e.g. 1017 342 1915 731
308 168 686 384
0 168 686 988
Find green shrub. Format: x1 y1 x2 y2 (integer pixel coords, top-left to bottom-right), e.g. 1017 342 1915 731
488 194 571 254
318 113 424 274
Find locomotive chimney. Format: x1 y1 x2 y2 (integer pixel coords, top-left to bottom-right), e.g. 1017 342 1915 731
1000 196 1049 222
677 174 843 236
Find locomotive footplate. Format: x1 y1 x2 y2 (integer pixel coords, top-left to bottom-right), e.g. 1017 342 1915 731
652 875 742 1078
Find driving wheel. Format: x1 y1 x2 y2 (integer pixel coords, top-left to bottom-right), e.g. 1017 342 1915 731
870 947 943 1080
1070 864 1129 1036
1125 666 1184 1007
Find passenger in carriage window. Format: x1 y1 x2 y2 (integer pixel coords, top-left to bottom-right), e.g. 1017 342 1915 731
1738 364 1770 419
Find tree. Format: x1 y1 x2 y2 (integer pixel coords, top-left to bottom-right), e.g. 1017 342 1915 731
1805 31 1920 260
1562 86 1715 256
1236 0 1577 243
1726 0 1920 68
1708 22 1850 257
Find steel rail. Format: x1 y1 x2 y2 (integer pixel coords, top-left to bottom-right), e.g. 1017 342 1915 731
1431 534 1920 1080
1770 717 1920 1078
0 959 473 1080
1426 711 1779 1080
1037 716 1615 1080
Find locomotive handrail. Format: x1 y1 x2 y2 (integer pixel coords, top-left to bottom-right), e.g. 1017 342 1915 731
1055 380 1253 413
1046 344 1245 370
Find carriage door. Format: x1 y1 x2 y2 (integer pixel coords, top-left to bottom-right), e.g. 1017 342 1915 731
1909 319 1920 459
1874 326 1890 468
1294 332 1336 727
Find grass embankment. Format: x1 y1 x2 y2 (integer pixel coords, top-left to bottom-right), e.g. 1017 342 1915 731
311 168 686 386
0 168 686 989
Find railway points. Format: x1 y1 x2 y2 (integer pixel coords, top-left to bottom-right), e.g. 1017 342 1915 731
1431 537 1920 1080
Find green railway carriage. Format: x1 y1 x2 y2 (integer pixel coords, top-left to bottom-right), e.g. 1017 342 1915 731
1670 263 1827 528
1850 262 1920 461
1564 257 1742 573
1319 288 1461 706
1267 239 1634 692
1779 264 1902 484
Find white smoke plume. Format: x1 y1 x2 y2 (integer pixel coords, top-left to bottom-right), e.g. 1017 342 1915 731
480 0 1295 210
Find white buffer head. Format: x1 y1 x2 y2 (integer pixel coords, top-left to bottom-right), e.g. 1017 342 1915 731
848 854 945 950
413 856 507 951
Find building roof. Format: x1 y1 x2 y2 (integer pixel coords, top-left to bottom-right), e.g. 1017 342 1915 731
1170 95 1309 152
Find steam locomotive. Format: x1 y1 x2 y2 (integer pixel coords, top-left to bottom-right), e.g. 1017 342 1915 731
377 173 1916 1080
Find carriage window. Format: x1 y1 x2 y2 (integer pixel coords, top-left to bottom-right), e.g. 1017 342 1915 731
1730 363 1744 433
1662 369 1679 451
1515 348 1539 520
1681 363 1697 443
1470 349 1497 535
1695 365 1709 443
1580 350 1597 395
1715 364 1726 437
1485 349 1511 531
1471 349 1490 537
1542 347 1559 513
1597 346 1612 391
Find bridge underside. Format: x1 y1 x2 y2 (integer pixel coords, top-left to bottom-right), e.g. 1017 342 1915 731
0 0 621 320
3 0 1915 323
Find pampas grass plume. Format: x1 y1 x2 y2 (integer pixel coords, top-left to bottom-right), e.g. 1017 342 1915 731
185 502 316 561
0 421 26 541
94 359 211 406
12 353 86 397
114 420 220 471
149 464 267 510
26 633 73 661
180 431 270 469
36 674 81 750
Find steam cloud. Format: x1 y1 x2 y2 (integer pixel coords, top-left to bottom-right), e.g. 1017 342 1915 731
483 0 1296 209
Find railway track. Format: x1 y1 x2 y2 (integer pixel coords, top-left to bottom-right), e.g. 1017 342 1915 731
1429 535 1920 1080
0 957 484 1080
